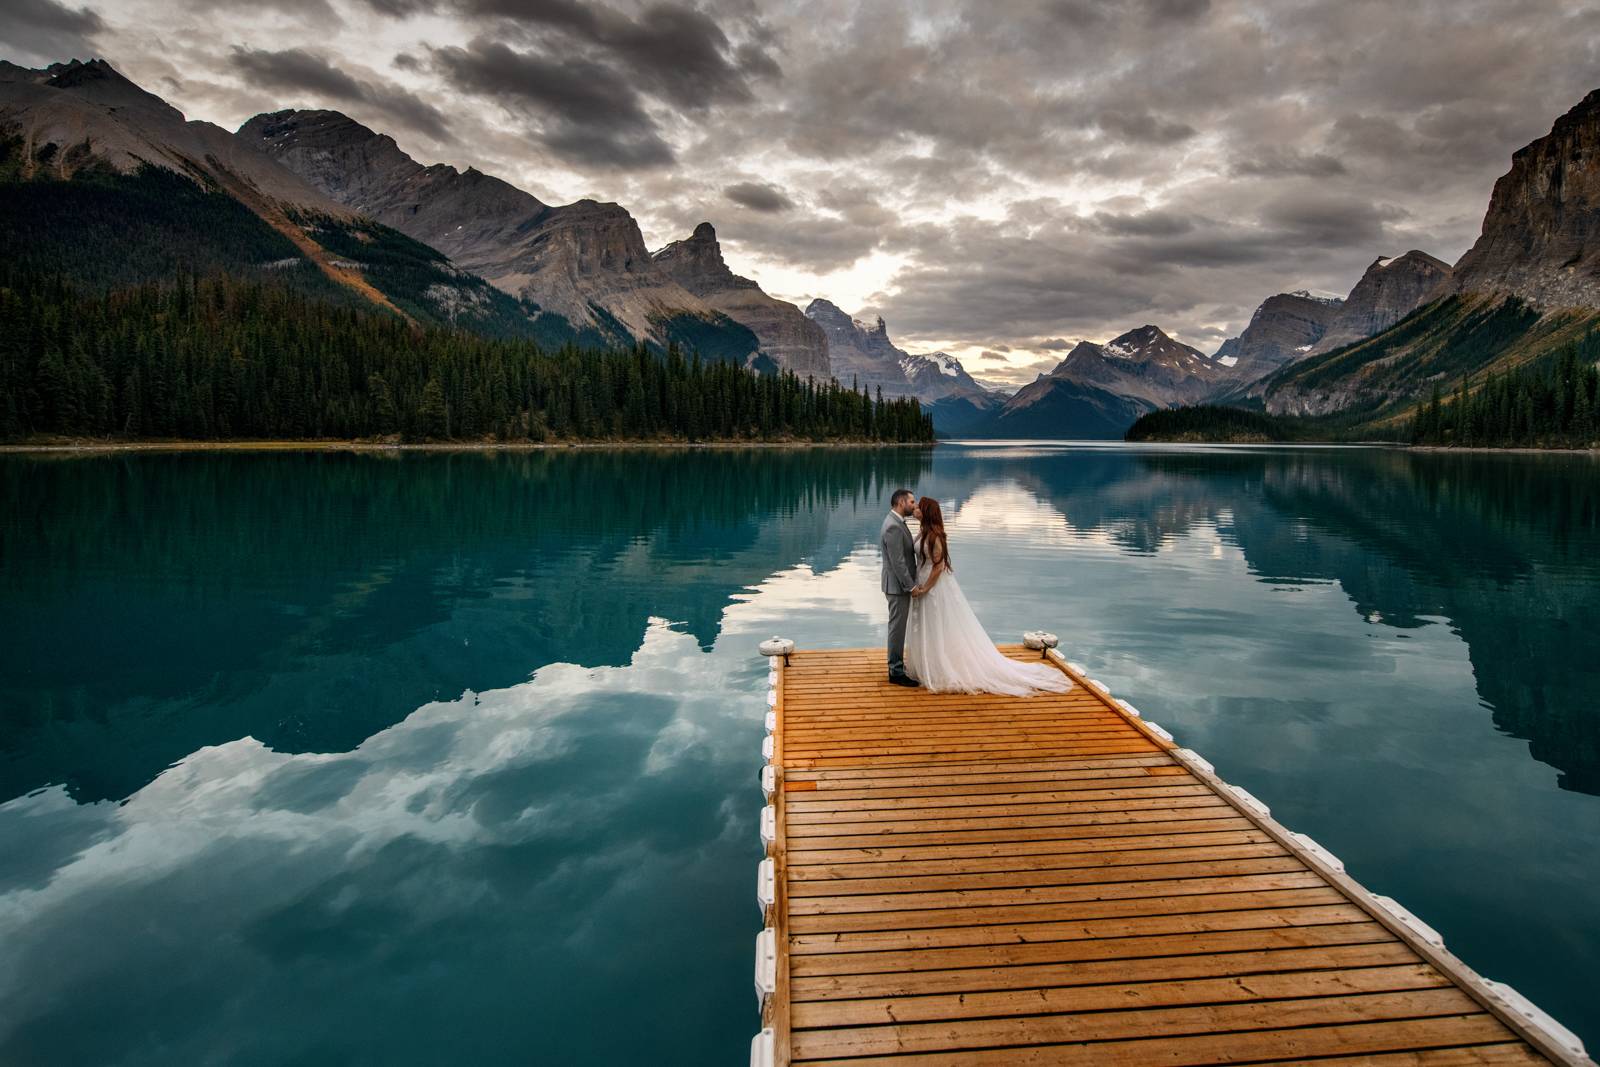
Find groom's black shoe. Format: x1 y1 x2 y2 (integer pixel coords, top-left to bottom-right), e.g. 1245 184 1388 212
888 671 920 687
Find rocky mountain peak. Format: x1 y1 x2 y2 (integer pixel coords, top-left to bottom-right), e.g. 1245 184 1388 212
39 57 184 123
1306 248 1452 356
651 220 740 289
1210 290 1345 382
651 221 828 376
1452 87 1600 307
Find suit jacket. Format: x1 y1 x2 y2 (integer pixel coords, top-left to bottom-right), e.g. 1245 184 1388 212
880 511 918 595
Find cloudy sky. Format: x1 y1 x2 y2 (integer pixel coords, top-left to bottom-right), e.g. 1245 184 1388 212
7 0 1600 385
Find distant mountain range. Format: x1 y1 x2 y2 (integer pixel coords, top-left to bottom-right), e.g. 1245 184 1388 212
6 56 1600 442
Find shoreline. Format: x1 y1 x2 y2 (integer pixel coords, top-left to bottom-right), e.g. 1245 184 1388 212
0 438 936 455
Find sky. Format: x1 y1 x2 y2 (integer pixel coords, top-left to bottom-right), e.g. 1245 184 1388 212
6 0 1600 386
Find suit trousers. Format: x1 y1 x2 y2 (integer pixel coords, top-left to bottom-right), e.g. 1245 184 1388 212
885 592 911 677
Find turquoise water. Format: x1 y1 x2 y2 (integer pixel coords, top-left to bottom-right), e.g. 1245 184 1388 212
1 442 1597 1062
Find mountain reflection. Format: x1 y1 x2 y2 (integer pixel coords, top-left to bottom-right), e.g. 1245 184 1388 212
0 448 931 803
925 445 1600 795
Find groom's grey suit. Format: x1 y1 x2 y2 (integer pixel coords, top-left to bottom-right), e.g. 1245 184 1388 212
880 510 919 679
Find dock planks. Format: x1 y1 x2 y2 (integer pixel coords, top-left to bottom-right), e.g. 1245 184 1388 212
754 645 1589 1066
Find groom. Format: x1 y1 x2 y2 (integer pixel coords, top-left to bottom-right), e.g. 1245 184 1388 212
880 489 920 687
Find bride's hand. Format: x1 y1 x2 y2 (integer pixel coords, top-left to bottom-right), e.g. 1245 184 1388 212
910 585 925 597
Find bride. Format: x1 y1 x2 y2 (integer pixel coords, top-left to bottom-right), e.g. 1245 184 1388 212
905 497 1073 695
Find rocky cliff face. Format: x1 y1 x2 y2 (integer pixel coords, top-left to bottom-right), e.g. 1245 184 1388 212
0 60 348 216
1213 291 1344 379
241 109 753 355
1453 88 1600 307
803 299 994 401
1308 251 1453 355
651 223 830 377
802 299 1000 432
804 299 913 394
990 325 1227 438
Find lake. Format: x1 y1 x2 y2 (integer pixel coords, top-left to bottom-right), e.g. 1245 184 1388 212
1 442 1597 1063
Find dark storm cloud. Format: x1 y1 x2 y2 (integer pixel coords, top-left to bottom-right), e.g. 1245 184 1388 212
426 37 673 166
231 46 452 142
1095 110 1196 145
1231 148 1348 178
0 0 103 64
367 0 771 107
723 181 794 213
1090 209 1195 238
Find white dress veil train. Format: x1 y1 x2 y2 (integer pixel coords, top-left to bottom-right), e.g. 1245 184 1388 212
904 547 1072 696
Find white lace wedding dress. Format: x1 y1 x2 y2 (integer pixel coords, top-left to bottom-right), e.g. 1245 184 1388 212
904 555 1073 695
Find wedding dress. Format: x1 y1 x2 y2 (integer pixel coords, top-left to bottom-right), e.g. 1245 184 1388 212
904 555 1073 695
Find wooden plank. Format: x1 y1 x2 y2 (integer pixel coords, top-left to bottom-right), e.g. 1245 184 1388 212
786 754 1173 780
794 1015 1521 1066
791 962 1452 1028
786 815 1257 849
789 938 1422 1001
786 802 1236 837
786 855 1313 898
787 903 1373 955
788 920 1402 978
785 782 1210 813
785 794 1230 826
786 870 1329 915
787 886 1349 935
785 828 1272 865
789 744 1162 768
791 988 1485 1059
781 771 1197 801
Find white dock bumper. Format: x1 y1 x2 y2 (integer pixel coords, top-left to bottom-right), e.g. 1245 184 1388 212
760 805 776 852
1144 721 1174 742
1227 785 1271 818
1115 698 1141 717
1372 894 1444 948
753 928 776 1007
761 765 775 802
756 858 775 915
1175 748 1214 775
1484 979 1589 1061
749 1028 776 1067
1289 832 1346 874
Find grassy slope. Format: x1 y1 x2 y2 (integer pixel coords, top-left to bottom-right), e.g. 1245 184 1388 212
1257 294 1600 436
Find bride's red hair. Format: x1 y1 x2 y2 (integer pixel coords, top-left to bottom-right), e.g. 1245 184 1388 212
916 496 951 570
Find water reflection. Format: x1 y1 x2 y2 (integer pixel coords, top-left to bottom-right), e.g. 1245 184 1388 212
0 448 931 802
2 444 1597 1060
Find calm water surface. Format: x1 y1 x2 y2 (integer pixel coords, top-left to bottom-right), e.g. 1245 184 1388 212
1 442 1597 1063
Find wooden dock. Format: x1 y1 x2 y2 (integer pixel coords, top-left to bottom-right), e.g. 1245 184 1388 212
750 644 1591 1067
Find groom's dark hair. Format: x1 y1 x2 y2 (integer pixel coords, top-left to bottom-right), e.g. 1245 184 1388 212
890 488 914 508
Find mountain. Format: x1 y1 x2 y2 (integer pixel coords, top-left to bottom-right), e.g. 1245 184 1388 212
0 59 344 216
1252 89 1600 428
1307 252 1453 356
1211 290 1344 381
1452 88 1600 307
650 223 829 378
801 299 1001 431
241 109 765 365
989 325 1229 438
0 59 566 339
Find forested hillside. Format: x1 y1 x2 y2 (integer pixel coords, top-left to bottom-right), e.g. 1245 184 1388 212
0 270 932 443
1409 333 1600 448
